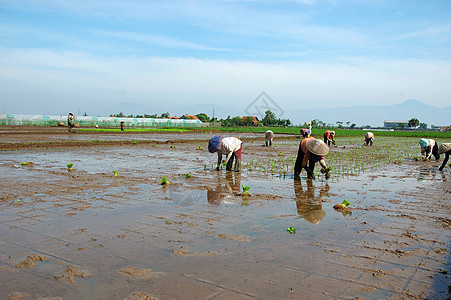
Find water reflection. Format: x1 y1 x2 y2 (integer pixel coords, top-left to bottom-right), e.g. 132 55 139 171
207 172 242 205
294 180 329 224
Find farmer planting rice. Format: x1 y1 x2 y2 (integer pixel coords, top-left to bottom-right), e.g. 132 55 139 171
323 130 336 146
294 137 330 180
300 128 310 138
208 136 243 172
438 143 450 170
265 130 275 146
67 112 75 132
419 138 440 161
364 132 374 146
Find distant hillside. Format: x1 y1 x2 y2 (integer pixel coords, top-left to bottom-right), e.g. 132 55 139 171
284 99 450 127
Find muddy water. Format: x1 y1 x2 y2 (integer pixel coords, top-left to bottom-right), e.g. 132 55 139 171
0 134 450 299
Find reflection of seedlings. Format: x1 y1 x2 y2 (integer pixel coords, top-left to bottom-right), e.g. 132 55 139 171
161 177 171 185
113 170 119 176
287 227 296 234
334 199 351 210
241 199 250 207
67 163 74 171
438 268 448 274
185 174 192 178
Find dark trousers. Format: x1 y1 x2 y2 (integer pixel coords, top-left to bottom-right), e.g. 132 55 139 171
294 144 315 177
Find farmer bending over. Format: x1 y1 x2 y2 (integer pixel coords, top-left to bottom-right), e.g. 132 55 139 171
364 132 374 146
300 128 310 138
323 130 336 146
419 138 439 161
294 137 330 180
67 113 75 132
265 130 275 146
208 136 243 172
438 143 450 170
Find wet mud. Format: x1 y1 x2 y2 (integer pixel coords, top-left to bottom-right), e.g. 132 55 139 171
0 126 450 299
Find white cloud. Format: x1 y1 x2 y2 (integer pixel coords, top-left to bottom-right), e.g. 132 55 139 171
0 48 450 116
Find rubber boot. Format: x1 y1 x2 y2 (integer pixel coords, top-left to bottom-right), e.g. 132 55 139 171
235 158 241 172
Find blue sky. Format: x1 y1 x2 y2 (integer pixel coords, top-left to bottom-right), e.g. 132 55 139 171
0 0 450 119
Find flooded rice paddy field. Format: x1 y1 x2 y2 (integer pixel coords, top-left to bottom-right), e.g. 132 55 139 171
0 128 450 299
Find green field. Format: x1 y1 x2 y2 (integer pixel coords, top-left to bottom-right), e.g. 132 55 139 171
196 126 451 138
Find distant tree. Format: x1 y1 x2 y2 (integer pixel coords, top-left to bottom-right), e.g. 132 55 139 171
310 119 325 128
350 123 356 129
230 116 243 126
419 123 428 130
83 112 88 116
398 123 405 129
346 121 350 127
262 110 277 126
336 121 343 128
195 113 210 123
160 112 170 118
408 118 420 128
144 114 158 118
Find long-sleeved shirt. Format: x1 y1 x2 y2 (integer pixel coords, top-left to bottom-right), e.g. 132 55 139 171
300 137 324 167
217 137 242 165
421 139 436 159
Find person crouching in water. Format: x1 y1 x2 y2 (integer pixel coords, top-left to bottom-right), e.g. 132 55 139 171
265 130 275 146
438 143 451 171
323 130 336 146
208 136 243 172
294 137 330 180
419 138 439 161
364 132 374 146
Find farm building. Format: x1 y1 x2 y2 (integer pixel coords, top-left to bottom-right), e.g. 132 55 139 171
384 120 409 128
241 116 260 125
0 114 202 128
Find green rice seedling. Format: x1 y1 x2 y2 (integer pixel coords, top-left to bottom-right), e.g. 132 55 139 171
185 174 192 178
240 185 252 196
132 141 138 145
67 163 74 171
161 177 171 185
21 161 33 165
198 145 203 150
334 199 350 210
287 227 296 234
113 170 119 176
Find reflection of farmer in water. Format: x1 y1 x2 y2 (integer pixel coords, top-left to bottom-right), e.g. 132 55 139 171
207 172 241 205
294 180 329 225
208 136 243 172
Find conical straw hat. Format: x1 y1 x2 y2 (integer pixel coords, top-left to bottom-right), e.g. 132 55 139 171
438 143 451 154
307 139 329 155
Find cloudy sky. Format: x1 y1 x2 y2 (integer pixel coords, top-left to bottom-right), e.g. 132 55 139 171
0 0 450 118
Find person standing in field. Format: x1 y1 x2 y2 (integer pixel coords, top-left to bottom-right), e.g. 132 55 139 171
67 113 75 132
294 137 330 180
208 136 243 172
323 130 336 146
120 121 125 131
438 143 451 171
419 138 439 161
265 130 275 146
364 132 374 146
